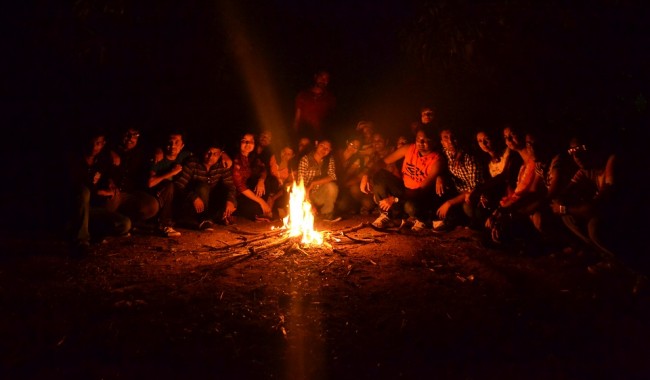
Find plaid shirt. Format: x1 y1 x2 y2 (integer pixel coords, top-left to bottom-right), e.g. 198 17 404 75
297 152 337 188
443 148 484 193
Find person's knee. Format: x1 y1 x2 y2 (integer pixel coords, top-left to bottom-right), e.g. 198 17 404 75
116 217 132 235
323 182 339 200
142 196 160 219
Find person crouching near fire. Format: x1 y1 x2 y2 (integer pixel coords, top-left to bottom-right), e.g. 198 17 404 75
360 127 443 232
174 143 237 230
297 139 340 222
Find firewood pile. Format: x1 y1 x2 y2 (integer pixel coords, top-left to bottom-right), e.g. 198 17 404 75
202 222 381 258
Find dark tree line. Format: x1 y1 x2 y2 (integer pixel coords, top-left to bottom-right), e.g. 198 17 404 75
399 0 649 139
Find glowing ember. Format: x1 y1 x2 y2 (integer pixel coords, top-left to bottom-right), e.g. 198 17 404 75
282 181 323 245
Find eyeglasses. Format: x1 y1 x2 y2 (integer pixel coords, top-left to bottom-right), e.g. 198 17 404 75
348 143 360 149
567 144 587 155
126 132 140 138
525 141 534 147
240 139 254 145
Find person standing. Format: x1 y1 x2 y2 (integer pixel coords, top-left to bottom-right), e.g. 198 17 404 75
293 70 337 142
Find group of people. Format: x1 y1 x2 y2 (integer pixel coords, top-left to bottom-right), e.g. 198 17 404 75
65 69 634 278
65 122 346 257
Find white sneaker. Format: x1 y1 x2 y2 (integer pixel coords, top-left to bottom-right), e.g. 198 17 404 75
371 213 392 229
162 226 182 237
411 219 427 232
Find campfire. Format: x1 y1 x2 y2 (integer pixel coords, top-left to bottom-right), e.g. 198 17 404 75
203 182 374 258
281 181 323 246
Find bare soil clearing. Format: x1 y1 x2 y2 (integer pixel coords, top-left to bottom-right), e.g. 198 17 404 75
1 215 649 379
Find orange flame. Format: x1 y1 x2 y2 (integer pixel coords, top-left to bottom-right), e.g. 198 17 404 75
282 181 323 245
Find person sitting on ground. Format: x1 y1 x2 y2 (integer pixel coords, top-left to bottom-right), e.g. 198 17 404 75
174 143 237 230
527 130 576 240
147 131 193 237
434 128 486 232
66 129 131 256
361 132 400 215
297 139 340 221
335 135 370 216
255 129 282 210
232 133 272 221
368 132 400 179
550 135 621 265
293 136 314 169
469 128 523 227
255 130 274 167
360 132 399 214
361 127 443 232
485 125 546 244
105 126 160 227
267 145 295 219
355 120 376 158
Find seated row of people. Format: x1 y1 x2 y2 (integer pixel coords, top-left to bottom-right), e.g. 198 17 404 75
66 126 344 255
358 122 625 269
67 119 628 273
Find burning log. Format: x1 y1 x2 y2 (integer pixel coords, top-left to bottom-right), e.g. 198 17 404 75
203 229 286 252
248 234 292 254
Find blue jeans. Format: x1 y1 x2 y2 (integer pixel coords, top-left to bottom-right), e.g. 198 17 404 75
309 181 339 218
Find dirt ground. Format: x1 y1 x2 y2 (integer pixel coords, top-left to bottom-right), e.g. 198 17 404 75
1 214 649 380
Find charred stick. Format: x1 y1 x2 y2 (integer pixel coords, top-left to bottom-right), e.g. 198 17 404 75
332 222 367 234
340 233 376 243
248 235 293 254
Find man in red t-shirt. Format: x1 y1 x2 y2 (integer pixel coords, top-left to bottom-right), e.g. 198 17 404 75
293 70 337 142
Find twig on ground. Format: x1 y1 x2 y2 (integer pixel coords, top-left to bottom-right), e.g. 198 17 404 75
333 222 367 234
340 232 376 243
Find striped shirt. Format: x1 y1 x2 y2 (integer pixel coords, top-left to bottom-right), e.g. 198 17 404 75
175 158 236 203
